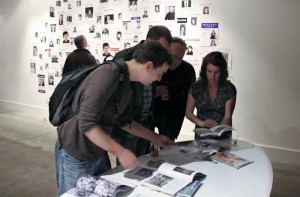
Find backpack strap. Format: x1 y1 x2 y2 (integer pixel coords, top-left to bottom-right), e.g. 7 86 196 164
63 61 125 125
105 60 126 123
106 60 125 82
103 54 114 62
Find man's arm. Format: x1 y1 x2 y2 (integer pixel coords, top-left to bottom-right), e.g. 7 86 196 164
121 120 175 147
84 125 139 169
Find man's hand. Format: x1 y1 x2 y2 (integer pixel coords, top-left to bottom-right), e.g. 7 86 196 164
117 148 139 169
154 134 175 148
121 120 175 150
84 126 139 169
156 85 169 100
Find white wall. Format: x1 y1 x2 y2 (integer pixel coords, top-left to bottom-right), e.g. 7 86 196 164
0 0 299 166
0 0 51 116
180 0 300 166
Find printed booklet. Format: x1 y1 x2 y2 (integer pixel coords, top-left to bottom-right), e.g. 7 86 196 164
177 140 222 161
96 156 167 190
210 152 254 169
61 157 206 197
124 156 167 180
60 175 134 197
194 125 235 138
140 162 206 196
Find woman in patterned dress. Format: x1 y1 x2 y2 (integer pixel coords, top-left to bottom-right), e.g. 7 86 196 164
185 51 237 139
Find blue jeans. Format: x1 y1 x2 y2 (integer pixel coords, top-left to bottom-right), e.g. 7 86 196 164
55 140 111 197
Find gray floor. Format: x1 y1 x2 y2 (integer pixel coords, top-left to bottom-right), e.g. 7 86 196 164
0 108 299 197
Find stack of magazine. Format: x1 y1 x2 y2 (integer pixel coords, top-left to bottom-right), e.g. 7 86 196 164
177 140 226 161
176 140 254 170
61 148 254 196
62 156 207 197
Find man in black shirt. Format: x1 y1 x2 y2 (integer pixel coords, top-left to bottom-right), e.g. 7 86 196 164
62 35 96 76
152 37 196 141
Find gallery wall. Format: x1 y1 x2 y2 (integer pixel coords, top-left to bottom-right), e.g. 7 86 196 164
0 0 299 165
27 0 227 96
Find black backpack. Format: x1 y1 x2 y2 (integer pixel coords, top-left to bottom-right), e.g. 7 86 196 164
49 60 125 126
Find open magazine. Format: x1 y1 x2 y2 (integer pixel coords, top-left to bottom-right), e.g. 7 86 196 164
61 175 134 197
140 162 206 196
124 156 166 180
177 140 223 161
94 157 167 192
210 152 254 169
194 125 235 138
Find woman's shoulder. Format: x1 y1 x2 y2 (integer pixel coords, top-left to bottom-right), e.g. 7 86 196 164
223 81 237 94
226 81 236 89
191 80 205 91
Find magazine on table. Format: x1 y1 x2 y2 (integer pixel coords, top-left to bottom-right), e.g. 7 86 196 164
124 156 167 180
177 140 226 161
210 152 254 169
60 174 134 197
99 156 167 188
140 162 206 196
194 125 235 138
175 179 203 197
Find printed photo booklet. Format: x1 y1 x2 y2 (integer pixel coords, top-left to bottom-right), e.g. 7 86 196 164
194 125 235 138
124 156 167 181
210 152 254 169
177 140 223 161
60 174 134 197
139 162 206 196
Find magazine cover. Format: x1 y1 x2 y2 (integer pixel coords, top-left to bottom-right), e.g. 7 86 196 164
211 152 254 169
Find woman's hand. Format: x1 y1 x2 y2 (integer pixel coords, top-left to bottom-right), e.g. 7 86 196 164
202 119 218 128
